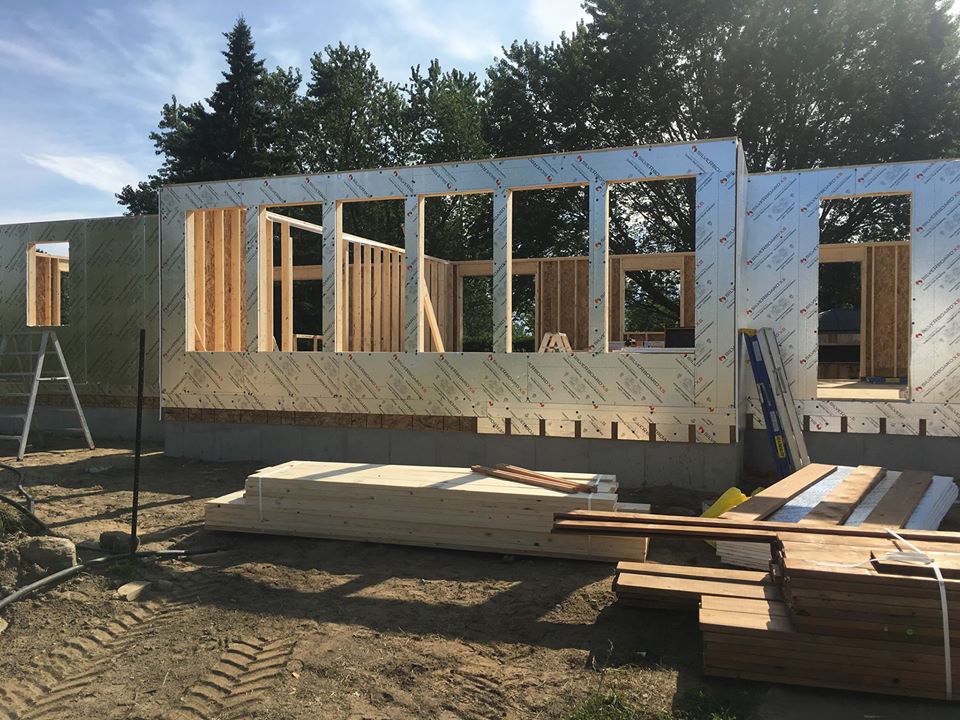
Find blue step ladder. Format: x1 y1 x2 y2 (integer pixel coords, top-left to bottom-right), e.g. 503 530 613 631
741 328 809 478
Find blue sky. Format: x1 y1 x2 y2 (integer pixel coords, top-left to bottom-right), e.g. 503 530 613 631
0 0 589 225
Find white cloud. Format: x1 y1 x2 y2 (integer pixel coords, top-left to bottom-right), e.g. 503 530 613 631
379 0 503 62
526 0 588 39
23 153 144 195
136 1 224 106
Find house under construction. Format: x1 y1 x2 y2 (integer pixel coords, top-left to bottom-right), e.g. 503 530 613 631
1 137 957 487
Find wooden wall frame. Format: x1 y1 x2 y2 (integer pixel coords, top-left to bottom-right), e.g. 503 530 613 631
26 243 69 327
819 240 910 380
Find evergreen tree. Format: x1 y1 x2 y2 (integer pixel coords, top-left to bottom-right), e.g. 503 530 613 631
301 43 407 172
117 18 298 214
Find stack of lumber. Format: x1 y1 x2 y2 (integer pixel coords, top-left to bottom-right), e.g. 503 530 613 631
206 461 650 562
715 464 957 569
613 561 776 610
705 536 960 700
553 470 960 701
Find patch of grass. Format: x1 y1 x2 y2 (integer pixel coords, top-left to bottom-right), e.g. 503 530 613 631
567 691 641 720
673 689 752 720
565 688 753 720
0 504 26 537
106 560 141 582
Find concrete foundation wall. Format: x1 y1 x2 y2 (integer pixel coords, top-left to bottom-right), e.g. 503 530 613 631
162 420 741 491
743 428 960 486
0 405 164 451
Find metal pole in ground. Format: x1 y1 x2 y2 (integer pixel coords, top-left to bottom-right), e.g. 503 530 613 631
130 328 146 555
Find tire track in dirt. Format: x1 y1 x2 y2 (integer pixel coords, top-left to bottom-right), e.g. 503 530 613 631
165 636 298 720
440 669 510 720
0 574 220 720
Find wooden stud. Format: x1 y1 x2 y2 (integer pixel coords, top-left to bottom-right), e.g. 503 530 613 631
256 208 272 351
351 242 361 351
213 209 226 351
455 268 464 351
204 211 216 347
392 249 402 352
372 247 382 352
362 242 372 351
232 208 244 350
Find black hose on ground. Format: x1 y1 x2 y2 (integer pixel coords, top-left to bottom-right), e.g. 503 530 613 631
0 546 227 614
0 462 34 513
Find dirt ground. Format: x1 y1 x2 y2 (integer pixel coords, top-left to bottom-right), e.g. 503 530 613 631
0 444 956 720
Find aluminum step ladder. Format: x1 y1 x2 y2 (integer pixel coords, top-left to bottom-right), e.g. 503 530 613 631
741 327 809 477
0 330 94 460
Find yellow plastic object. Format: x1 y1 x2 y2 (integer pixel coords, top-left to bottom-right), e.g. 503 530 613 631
702 486 749 519
701 486 749 548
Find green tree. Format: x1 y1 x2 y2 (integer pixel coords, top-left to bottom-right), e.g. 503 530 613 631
302 43 407 172
117 18 298 214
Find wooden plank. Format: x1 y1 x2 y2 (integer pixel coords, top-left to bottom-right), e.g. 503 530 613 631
859 470 933 528
213 209 226 351
423 286 444 352
799 465 886 526
280 221 293 351
720 464 838 521
552 511 960 544
614 573 779 601
615 562 770 585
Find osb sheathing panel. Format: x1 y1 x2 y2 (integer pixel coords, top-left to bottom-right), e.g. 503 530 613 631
160 140 742 443
0 216 159 399
820 242 910 378
742 160 960 436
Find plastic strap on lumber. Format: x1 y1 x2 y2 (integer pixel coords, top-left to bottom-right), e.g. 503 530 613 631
810 529 953 700
885 528 952 701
